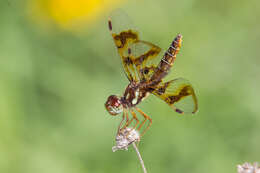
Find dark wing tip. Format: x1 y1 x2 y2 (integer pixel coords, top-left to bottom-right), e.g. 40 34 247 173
192 109 198 114
108 19 112 31
175 108 184 114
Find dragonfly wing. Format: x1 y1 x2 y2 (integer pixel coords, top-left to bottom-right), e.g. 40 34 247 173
108 9 162 83
152 78 198 114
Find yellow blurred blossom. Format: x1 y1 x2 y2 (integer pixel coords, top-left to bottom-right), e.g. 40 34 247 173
27 0 124 31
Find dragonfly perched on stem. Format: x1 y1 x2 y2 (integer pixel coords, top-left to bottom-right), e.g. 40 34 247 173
105 10 198 137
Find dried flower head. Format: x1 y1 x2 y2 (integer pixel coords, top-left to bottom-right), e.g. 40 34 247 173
237 162 260 173
112 127 140 152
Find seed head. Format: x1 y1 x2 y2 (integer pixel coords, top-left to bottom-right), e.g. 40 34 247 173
112 127 140 152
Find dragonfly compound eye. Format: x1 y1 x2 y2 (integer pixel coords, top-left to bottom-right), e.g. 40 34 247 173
105 95 123 116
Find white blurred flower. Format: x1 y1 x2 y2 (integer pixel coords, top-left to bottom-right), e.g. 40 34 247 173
237 162 260 173
112 127 140 152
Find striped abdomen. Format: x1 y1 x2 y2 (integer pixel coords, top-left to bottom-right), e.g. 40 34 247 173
149 34 182 85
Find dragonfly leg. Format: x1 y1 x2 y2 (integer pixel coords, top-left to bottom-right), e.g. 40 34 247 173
125 110 140 137
122 109 139 129
118 109 130 133
130 110 139 130
135 107 152 136
117 110 126 134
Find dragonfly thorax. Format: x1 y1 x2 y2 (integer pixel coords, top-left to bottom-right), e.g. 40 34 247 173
121 83 148 108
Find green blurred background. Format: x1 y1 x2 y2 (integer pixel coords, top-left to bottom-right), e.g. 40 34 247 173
0 0 259 172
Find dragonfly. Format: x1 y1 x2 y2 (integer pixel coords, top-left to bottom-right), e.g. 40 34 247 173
105 10 198 137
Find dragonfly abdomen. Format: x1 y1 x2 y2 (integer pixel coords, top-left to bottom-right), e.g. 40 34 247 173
149 34 182 84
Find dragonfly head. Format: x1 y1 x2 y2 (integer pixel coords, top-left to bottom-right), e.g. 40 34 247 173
105 95 123 116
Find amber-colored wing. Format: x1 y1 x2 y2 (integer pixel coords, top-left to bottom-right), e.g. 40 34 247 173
152 78 198 114
108 10 162 82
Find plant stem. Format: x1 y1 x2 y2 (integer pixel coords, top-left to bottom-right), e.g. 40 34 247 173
132 142 147 173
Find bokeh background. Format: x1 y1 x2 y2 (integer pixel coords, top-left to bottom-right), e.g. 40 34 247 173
1 0 259 172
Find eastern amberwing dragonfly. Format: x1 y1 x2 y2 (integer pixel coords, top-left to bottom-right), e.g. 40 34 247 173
105 10 198 136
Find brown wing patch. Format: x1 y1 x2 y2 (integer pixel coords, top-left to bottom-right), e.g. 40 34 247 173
112 30 138 49
155 81 170 95
167 86 192 104
152 78 198 114
134 41 161 66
